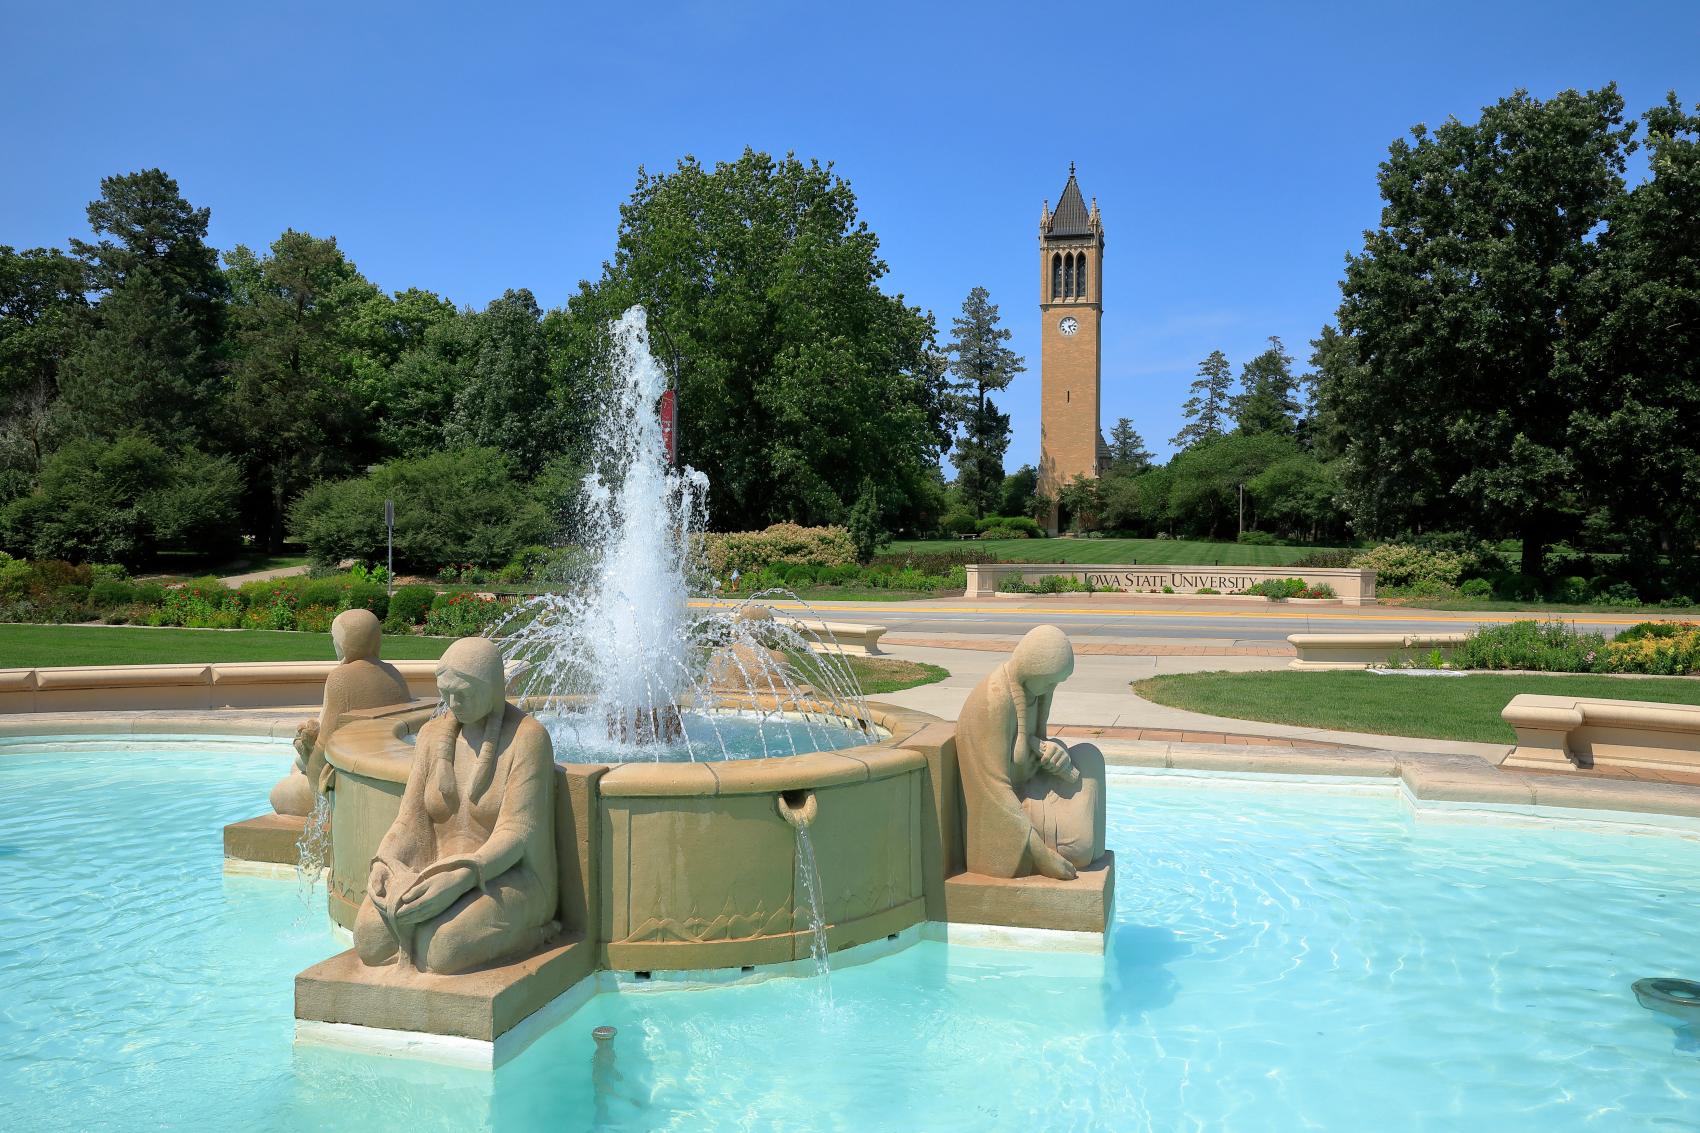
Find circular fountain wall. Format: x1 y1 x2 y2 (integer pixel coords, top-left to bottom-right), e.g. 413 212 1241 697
322 698 953 971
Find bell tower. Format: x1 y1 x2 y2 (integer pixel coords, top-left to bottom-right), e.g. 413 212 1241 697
1037 164 1106 535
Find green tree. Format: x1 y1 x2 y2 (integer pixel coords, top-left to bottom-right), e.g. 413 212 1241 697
1572 93 1700 587
1165 432 1295 539
567 150 946 530
56 172 227 445
1171 350 1232 448
55 272 210 447
1324 86 1636 577
999 464 1039 518
223 231 379 548
1231 336 1300 436
0 246 87 469
447 289 561 472
69 169 226 350
946 286 1025 517
1097 466 1173 535
1106 418 1153 473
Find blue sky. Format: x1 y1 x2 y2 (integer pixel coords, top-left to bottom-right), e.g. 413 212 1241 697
5 0 1698 473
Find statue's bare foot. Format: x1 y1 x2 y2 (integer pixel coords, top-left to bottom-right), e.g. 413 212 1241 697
1033 843 1078 881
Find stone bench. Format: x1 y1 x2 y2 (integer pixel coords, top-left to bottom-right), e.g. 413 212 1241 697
0 660 441 713
779 618 887 656
1502 694 1700 773
1287 633 1470 670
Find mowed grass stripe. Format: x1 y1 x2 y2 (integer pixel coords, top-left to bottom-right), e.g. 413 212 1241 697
886 537 1345 566
1132 670 1700 744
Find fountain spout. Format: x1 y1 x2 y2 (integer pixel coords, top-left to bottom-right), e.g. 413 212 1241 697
777 789 818 829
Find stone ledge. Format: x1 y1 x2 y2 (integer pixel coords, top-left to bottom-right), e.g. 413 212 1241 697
295 935 595 1043
223 812 305 865
943 851 1114 938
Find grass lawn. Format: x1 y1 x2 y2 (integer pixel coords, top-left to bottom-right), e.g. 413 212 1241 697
0 624 950 695
1383 596 1700 618
0 623 453 667
1131 669 1700 744
887 536 1345 566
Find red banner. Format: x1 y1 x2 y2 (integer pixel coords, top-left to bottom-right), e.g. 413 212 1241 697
659 389 677 466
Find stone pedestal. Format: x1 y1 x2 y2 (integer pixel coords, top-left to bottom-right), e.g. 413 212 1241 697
223 813 304 866
295 935 595 1045
943 851 1115 937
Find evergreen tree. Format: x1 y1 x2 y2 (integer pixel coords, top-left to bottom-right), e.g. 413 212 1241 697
1231 336 1300 436
56 170 227 447
447 289 560 472
223 230 378 548
1106 417 1153 474
1171 349 1232 448
946 286 1025 517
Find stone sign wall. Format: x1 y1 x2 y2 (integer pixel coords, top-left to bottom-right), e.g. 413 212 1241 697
963 563 1377 605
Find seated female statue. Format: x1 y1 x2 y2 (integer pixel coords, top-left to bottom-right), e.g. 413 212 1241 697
270 608 413 816
353 637 559 975
955 624 1106 880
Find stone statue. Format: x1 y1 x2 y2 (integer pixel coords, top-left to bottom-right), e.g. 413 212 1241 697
353 637 559 975
955 625 1105 880
270 608 414 816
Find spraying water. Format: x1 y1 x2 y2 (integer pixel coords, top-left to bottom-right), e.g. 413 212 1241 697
499 307 879 762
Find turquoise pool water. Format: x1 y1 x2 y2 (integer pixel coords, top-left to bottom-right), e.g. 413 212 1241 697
2 740 1697 1131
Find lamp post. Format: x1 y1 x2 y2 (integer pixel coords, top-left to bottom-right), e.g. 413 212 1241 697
384 498 394 597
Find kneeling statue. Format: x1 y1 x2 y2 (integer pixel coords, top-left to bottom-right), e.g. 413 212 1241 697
956 625 1105 880
270 608 412 817
354 637 559 975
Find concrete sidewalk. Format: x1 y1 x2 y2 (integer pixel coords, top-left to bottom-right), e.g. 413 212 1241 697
874 642 1511 763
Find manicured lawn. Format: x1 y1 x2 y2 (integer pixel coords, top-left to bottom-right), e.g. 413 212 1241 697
887 537 1346 566
0 624 949 695
1131 669 1700 744
0 623 453 667
823 656 948 695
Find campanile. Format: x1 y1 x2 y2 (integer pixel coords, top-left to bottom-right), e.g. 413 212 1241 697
1037 164 1106 534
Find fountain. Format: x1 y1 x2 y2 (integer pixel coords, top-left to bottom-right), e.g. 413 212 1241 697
293 306 1114 1066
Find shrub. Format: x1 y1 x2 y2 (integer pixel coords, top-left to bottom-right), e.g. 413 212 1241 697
940 510 978 536
1491 572 1543 601
1460 578 1494 599
1351 543 1467 589
1239 578 1308 600
88 578 138 608
344 583 389 620
1236 530 1278 545
300 579 347 608
289 447 551 572
0 436 241 567
1197 587 1220 595
1598 626 1700 675
424 592 511 637
701 524 858 577
974 515 1044 538
1298 583 1337 599
389 585 436 626
1596 581 1641 607
1548 576 1591 604
1292 549 1356 569
1454 621 1608 672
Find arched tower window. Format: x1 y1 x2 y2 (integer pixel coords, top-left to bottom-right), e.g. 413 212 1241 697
1051 253 1061 300
1077 254 1088 301
1064 253 1074 299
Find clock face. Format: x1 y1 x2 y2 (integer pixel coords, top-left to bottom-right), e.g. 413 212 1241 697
1058 316 1079 337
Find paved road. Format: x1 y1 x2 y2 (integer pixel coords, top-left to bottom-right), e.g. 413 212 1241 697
689 597 1661 643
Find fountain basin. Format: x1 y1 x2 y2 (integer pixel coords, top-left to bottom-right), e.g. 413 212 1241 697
321 697 952 973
